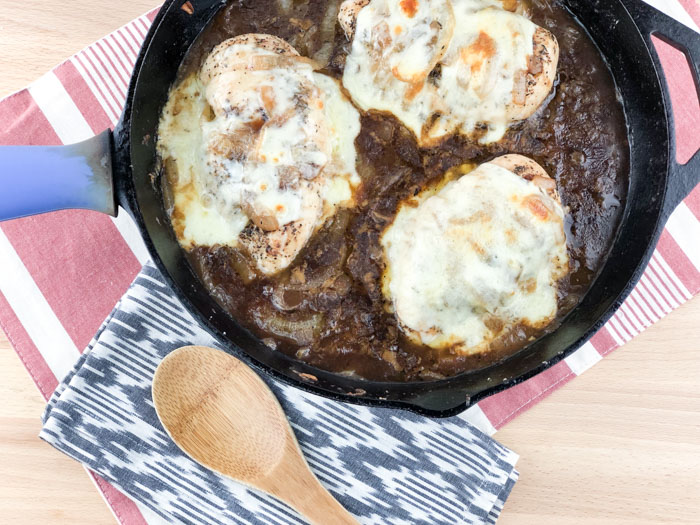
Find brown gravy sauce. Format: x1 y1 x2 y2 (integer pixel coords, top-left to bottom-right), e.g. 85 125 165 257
163 0 629 381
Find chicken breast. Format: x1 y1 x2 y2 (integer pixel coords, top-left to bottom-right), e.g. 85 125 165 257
339 0 528 38
380 154 569 354
157 34 361 276
341 0 558 144
426 15 559 143
339 0 371 39
341 0 454 84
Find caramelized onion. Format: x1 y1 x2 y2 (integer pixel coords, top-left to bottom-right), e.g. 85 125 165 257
271 288 305 311
262 337 278 349
164 157 179 186
229 250 256 284
259 85 276 113
325 209 352 242
512 70 528 105
302 265 339 289
311 0 341 68
256 312 322 345
216 55 321 73
527 52 543 75
240 198 280 232
419 370 446 380
249 54 322 71
532 174 556 191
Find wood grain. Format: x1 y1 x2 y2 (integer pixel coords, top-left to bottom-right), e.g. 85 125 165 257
0 3 156 523
0 0 699 523
153 346 359 525
0 330 115 524
498 296 700 524
0 0 158 99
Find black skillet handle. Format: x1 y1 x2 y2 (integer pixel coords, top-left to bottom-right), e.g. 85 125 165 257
621 0 700 220
398 388 476 418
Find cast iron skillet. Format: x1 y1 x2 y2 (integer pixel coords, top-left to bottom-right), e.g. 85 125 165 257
1 0 698 417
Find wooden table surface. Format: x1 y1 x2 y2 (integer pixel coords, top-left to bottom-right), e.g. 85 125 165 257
1 0 699 523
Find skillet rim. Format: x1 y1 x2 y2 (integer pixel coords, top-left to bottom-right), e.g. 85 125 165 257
115 0 679 417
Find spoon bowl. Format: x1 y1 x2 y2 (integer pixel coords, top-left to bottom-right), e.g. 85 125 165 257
152 345 358 525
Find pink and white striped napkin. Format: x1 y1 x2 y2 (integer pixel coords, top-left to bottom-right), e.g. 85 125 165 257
0 1 698 523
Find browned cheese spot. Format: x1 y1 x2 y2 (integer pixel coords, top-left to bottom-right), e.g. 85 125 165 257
523 194 550 220
500 0 518 12
462 31 496 73
399 0 419 18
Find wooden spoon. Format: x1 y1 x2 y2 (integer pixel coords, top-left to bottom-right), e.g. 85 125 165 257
152 345 359 525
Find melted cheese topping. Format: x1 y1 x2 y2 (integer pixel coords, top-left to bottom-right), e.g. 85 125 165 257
343 0 542 144
157 39 360 275
381 161 568 354
158 75 245 248
431 7 536 142
374 0 454 83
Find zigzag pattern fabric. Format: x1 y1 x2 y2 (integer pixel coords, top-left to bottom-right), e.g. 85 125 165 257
41 262 519 525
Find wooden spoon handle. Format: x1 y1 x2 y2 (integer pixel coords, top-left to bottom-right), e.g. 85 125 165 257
285 482 359 525
261 462 359 525
296 485 359 525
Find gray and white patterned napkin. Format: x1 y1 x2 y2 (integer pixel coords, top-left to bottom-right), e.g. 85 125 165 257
41 262 519 524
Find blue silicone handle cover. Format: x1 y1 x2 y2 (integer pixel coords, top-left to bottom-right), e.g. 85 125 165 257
0 130 116 221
